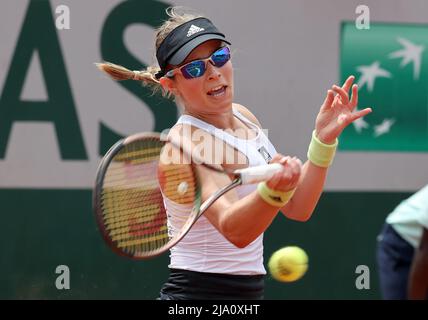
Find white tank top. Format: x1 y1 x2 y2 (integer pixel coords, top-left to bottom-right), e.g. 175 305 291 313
165 107 277 275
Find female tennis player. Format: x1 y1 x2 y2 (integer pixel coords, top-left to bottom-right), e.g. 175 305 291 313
97 7 372 300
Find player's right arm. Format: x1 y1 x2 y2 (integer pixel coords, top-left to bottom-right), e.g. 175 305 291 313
166 124 301 248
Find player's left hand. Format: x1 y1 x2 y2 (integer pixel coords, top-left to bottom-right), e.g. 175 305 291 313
314 75 372 144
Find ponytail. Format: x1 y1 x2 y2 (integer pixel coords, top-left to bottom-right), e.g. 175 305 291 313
95 62 167 96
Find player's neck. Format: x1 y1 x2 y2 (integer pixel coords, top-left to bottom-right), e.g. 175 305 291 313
184 107 235 130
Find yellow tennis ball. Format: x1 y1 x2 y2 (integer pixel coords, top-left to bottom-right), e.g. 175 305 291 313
268 246 308 282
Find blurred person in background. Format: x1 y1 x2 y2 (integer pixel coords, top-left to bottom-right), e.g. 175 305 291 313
377 184 428 300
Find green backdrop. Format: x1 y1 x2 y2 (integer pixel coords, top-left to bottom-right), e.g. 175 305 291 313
0 189 409 299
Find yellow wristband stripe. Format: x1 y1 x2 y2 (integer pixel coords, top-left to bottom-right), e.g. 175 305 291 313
307 130 338 168
257 182 295 207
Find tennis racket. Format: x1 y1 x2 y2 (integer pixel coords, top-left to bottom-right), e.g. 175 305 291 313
93 132 282 259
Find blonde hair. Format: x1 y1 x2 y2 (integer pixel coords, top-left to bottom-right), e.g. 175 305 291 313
95 7 203 97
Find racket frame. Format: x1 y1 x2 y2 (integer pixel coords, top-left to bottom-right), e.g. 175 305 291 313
93 132 280 259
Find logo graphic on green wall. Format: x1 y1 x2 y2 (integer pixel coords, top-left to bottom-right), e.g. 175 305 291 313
340 22 427 152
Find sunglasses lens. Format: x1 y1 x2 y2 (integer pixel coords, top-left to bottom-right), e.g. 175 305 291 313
211 47 230 67
178 47 230 79
181 61 206 79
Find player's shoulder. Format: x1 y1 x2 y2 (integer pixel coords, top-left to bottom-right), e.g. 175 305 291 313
233 103 262 128
168 122 212 150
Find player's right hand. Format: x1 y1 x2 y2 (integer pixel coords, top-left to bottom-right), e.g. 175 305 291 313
267 154 302 192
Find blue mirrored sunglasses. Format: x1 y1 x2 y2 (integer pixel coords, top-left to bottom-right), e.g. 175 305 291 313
165 46 231 79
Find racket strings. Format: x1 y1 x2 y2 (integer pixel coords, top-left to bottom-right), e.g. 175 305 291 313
100 138 200 256
101 139 169 255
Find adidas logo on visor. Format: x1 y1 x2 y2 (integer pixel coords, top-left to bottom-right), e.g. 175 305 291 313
187 25 205 37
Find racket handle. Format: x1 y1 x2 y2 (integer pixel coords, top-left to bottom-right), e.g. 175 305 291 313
236 163 283 184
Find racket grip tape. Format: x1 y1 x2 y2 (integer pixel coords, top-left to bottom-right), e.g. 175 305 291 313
236 163 283 184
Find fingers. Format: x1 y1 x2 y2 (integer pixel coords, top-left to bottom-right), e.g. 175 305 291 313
286 157 302 184
267 155 290 188
337 107 372 127
341 75 355 93
331 75 355 106
320 90 335 111
270 154 290 165
267 155 302 192
349 84 358 110
280 157 302 191
279 156 289 165
347 107 372 123
324 76 355 110
332 85 350 105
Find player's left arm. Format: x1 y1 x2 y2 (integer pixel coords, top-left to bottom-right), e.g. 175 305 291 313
408 227 428 299
235 79 372 223
281 76 372 221
234 104 325 221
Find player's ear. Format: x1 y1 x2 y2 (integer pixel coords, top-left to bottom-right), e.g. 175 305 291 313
159 77 178 96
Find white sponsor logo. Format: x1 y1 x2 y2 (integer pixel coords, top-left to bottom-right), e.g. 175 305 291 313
187 25 204 37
